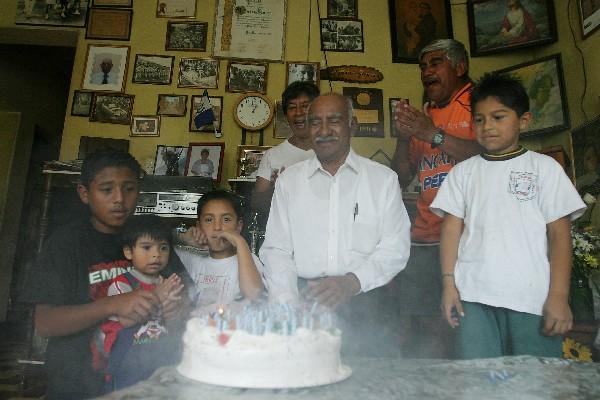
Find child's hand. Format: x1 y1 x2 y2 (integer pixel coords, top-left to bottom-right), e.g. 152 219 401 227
179 226 208 249
214 230 246 249
441 285 464 328
542 295 573 336
110 289 160 324
155 273 183 303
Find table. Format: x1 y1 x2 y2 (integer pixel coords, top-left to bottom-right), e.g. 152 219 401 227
97 356 600 400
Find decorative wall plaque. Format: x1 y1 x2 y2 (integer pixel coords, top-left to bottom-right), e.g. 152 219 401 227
320 66 383 83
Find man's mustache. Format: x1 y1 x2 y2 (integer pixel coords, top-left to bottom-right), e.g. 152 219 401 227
314 136 339 144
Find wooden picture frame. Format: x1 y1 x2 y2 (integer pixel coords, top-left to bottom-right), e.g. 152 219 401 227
16 0 89 27
579 0 600 38
343 87 384 138
90 93 135 124
92 0 133 6
157 94 188 116
153 145 188 176
189 95 223 133
131 115 161 137
327 0 358 18
157 0 196 18
165 21 208 51
320 18 364 52
389 98 409 137
81 44 130 92
495 53 570 138
177 58 219 89
286 61 320 86
71 91 94 117
185 142 225 182
388 0 453 63
132 54 175 85
236 145 272 179
273 101 293 139
571 115 600 191
467 0 557 57
226 62 268 94
86 8 133 41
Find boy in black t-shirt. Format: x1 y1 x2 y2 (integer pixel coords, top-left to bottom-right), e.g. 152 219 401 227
24 150 190 400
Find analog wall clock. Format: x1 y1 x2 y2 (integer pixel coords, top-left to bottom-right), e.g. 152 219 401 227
233 93 274 131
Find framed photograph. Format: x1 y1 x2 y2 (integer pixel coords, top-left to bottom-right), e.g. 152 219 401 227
327 0 358 18
132 54 175 85
274 101 293 139
236 145 272 178
92 0 133 6
320 18 364 52
467 0 557 57
153 145 188 176
286 62 320 86
166 21 208 51
579 0 600 38
343 87 384 137
185 143 225 182
389 98 409 137
226 62 268 93
190 95 223 133
388 0 453 63
213 0 287 61
157 94 188 116
86 7 133 40
495 53 569 138
81 44 130 92
157 0 196 18
369 149 392 168
71 91 94 117
571 115 600 190
16 0 89 27
90 93 134 124
178 58 219 89
131 115 161 137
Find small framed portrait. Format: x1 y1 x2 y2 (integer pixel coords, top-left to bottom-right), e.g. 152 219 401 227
81 44 130 92
16 0 89 27
579 0 600 38
320 18 364 52
178 58 219 89
190 95 223 133
90 93 135 125
286 61 320 86
236 145 272 178
71 91 94 117
388 98 409 137
86 8 133 41
131 115 161 137
185 142 225 182
153 145 188 176
327 0 358 18
132 54 175 85
165 21 208 51
157 94 188 116
156 0 196 18
92 0 133 6
226 62 268 94
273 101 293 139
467 0 557 57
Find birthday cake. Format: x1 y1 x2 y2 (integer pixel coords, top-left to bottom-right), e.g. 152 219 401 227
177 302 352 388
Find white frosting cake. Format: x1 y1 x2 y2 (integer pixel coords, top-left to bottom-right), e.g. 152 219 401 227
177 303 352 388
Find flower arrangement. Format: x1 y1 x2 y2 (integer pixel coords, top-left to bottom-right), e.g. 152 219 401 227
571 227 600 283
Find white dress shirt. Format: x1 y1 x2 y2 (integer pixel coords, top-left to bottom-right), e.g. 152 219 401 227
259 149 411 302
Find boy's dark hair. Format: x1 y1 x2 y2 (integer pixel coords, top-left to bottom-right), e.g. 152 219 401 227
121 215 172 248
197 190 242 220
282 81 320 114
471 72 530 117
201 148 210 156
80 149 143 187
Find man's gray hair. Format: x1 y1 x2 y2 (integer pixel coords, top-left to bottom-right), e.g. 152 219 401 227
419 39 469 72
306 93 355 126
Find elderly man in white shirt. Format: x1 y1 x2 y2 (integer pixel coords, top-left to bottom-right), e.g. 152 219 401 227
260 93 411 354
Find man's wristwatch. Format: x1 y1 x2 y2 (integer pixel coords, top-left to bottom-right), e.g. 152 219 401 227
431 129 445 149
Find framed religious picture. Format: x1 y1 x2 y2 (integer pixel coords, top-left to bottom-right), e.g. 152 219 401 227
189 95 223 133
130 115 161 137
388 98 409 137
467 0 557 56
81 44 130 92
388 0 453 63
320 18 364 52
153 145 188 176
71 91 94 117
185 142 225 182
286 62 320 86
495 53 569 137
132 54 175 85
165 21 208 51
86 7 133 40
343 87 384 137
156 0 196 18
579 0 600 38
16 0 89 27
157 94 188 116
327 0 358 18
236 145 272 178
178 58 220 89
90 93 135 124
273 101 293 139
226 62 268 93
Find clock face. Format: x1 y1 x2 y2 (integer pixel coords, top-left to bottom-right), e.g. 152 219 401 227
234 94 273 131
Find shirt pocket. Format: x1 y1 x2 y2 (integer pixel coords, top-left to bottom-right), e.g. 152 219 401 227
351 219 379 255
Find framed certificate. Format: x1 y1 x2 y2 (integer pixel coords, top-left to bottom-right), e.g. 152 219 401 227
212 0 287 61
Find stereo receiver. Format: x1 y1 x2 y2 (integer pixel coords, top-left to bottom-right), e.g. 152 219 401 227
135 191 202 218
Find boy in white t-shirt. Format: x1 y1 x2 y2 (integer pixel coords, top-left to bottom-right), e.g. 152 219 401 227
176 190 264 308
431 73 586 358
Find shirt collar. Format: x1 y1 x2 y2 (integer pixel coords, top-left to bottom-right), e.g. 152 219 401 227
307 148 359 178
429 81 473 109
